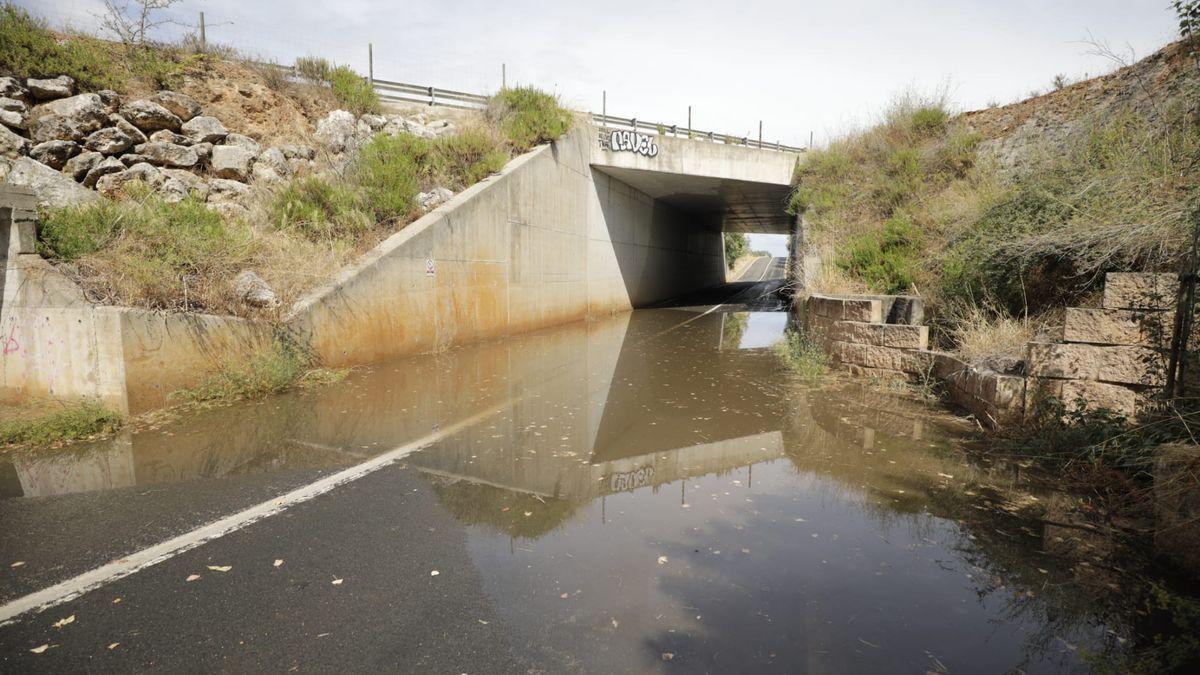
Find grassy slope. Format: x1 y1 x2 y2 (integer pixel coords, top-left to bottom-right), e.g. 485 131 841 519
793 39 1199 357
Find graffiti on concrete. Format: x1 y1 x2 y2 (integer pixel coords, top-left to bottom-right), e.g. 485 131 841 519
607 465 655 493
602 129 659 157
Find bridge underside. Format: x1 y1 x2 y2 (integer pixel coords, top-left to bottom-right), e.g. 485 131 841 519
591 166 794 235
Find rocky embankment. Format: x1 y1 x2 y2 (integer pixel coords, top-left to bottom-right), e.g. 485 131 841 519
0 73 462 217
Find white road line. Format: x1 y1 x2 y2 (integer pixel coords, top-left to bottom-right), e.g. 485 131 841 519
756 257 775 282
0 402 511 626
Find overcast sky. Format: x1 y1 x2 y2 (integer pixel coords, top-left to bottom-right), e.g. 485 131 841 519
23 1 1182 255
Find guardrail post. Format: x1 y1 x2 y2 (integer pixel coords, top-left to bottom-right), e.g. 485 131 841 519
429 86 435 107
687 106 691 138
602 90 606 125
502 63 506 89
631 117 637 132
368 43 374 87
199 12 206 53
758 120 762 147
670 124 676 137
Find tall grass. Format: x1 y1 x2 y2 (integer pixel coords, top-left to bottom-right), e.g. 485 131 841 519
773 328 828 380
175 340 346 403
0 400 122 447
487 87 573 151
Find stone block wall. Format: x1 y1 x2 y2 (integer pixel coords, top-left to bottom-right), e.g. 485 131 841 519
800 272 1178 427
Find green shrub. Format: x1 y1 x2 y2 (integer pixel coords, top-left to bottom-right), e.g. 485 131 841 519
294 55 331 82
429 129 508 188
0 4 120 89
910 106 949 135
38 199 125 260
271 176 371 241
487 86 573 151
837 213 921 293
0 3 187 90
773 328 828 380
177 343 309 403
0 400 122 447
350 134 423 221
724 232 749 269
38 189 257 310
328 65 380 115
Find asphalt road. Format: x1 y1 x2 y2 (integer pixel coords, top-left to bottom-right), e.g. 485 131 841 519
653 256 789 311
736 255 785 283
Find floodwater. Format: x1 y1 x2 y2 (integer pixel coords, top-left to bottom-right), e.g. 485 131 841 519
0 307 1179 672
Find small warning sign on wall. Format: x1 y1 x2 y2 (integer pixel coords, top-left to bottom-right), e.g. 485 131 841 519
425 258 435 276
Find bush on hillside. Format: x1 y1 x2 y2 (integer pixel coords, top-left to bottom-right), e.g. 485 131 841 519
0 3 187 90
487 86 573 151
270 176 372 242
836 213 921 294
328 65 380 115
724 232 749 269
38 186 257 311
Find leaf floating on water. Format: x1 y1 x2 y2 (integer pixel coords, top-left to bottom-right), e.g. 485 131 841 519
477 619 489 625
112 597 121 604
107 642 119 650
611 618 619 628
273 559 284 568
430 570 440 576
29 644 49 654
10 561 25 568
186 574 201 582
52 615 75 629
523 511 532 517
661 652 675 661
657 556 669 565
206 565 232 573
331 578 344 586
560 593 569 599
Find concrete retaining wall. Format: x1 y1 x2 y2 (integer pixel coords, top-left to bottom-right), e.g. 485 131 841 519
1 185 274 414
287 124 726 367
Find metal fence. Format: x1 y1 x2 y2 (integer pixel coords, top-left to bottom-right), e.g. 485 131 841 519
268 64 806 154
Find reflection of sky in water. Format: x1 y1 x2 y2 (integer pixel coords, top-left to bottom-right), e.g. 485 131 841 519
738 311 788 349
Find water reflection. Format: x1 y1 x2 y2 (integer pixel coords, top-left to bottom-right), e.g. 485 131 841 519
0 308 1176 672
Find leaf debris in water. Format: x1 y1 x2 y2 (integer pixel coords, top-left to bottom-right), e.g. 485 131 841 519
331 578 344 586
206 565 232 573
186 574 201 582
52 615 75 629
30 644 49 654
273 559 284 568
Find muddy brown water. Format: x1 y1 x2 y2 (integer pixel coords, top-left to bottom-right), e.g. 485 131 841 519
0 308 1186 672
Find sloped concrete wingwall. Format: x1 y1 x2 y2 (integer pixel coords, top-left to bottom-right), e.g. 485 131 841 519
288 125 726 368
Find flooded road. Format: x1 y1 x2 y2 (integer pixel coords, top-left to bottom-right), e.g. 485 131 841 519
0 304 1173 672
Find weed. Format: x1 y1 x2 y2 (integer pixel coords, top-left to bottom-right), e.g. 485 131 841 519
0 400 122 447
910 106 949 135
836 213 921 294
176 340 345 403
487 86 573 151
773 327 828 380
328 65 380 115
294 55 331 82
270 176 371 242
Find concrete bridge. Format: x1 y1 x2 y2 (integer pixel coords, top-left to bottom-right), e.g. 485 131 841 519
290 123 802 368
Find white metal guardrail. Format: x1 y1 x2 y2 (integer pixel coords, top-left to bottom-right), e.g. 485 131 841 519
266 64 805 154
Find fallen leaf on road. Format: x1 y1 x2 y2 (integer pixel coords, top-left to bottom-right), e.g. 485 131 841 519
10 561 25 568
186 574 201 582
430 570 440 576
107 643 119 650
523 511 532 517
112 598 121 604
273 560 284 568
206 565 232 572
30 644 49 654
478 619 489 625
52 615 75 629
741 549 751 554
657 556 668 565
331 578 343 586
661 652 675 661
560 593 569 599
611 619 619 628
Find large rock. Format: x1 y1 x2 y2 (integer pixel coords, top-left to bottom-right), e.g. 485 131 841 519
62 150 102 181
28 140 80 170
157 176 190 203
234 270 278 308
29 115 84 143
148 129 190 145
0 97 26 113
94 162 162 197
82 157 126 188
0 108 25 130
180 115 228 144
251 146 291 183
222 133 261 154
0 124 29 159
3 156 98 206
108 114 147 145
120 153 148 166
119 100 182 132
207 177 250 202
161 168 209 200
417 187 455 211
96 90 121 113
279 144 316 161
134 141 199 168
149 90 201 122
28 93 108 133
314 110 357 153
26 76 74 100
84 126 136 155
191 141 213 163
210 145 255 181
0 77 28 103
